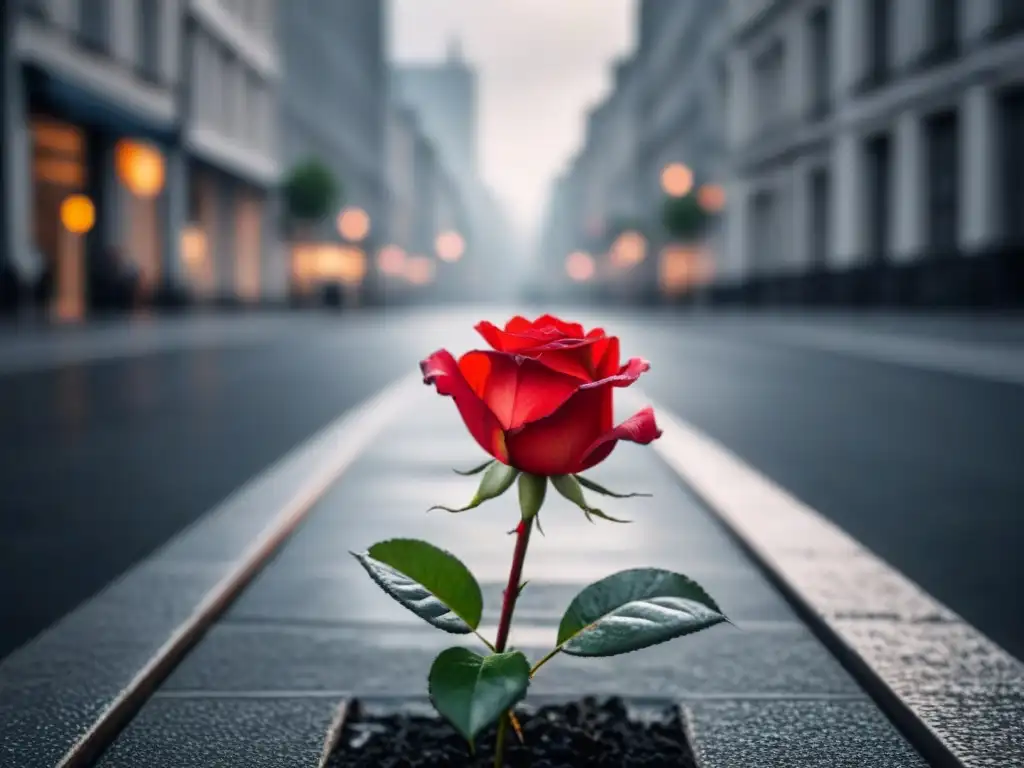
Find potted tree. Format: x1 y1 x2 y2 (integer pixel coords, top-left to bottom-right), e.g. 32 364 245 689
282 158 341 305
659 194 717 303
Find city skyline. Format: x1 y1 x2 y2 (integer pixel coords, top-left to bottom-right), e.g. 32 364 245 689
389 0 636 234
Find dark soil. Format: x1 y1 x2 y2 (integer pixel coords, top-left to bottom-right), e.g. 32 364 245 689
328 696 696 768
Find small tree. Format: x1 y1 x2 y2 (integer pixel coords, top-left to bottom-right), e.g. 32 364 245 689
660 194 710 241
283 159 341 229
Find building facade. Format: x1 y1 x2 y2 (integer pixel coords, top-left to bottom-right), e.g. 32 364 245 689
278 0 387 301
723 0 1024 307
183 0 282 303
393 39 478 179
2 0 185 318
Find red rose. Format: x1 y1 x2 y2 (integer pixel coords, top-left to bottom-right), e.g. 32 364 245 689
420 314 661 477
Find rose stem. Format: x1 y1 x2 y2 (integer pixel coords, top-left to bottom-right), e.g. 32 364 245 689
492 516 534 768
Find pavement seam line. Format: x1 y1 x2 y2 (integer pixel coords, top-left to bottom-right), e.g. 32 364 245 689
54 373 421 768
626 388 1024 768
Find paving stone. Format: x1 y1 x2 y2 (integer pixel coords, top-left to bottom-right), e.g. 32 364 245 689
686 699 928 767
96 696 339 768
162 621 858 699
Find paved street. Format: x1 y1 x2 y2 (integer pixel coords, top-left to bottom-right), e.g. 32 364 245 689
1 308 1022 667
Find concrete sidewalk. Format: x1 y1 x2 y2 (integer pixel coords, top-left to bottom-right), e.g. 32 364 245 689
95 389 926 767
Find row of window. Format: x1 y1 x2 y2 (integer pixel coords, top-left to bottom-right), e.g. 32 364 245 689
750 86 1024 271
191 31 275 154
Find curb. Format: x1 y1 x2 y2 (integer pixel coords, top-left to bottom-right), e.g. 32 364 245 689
632 389 1024 768
0 374 419 768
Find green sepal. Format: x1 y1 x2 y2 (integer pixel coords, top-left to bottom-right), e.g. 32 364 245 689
575 474 651 499
429 462 519 513
551 474 631 524
453 460 494 476
428 647 531 747
517 473 547 521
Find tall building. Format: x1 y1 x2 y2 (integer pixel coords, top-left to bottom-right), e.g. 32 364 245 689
723 0 1024 308
393 39 478 178
0 0 285 317
278 0 387 301
183 0 282 303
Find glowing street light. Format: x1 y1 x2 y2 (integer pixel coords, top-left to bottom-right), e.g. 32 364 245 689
565 251 595 282
337 207 371 242
610 230 647 268
377 245 406 275
115 140 165 198
435 230 465 262
405 254 435 285
697 184 727 213
661 163 694 198
60 194 95 234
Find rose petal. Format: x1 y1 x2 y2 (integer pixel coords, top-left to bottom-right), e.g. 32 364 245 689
420 349 509 463
457 350 585 431
531 314 585 339
579 356 649 391
505 386 612 477
576 407 663 472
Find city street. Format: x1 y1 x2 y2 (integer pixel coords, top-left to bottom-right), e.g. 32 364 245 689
1 307 1022 669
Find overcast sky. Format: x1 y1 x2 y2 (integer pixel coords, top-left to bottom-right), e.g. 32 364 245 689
389 0 637 236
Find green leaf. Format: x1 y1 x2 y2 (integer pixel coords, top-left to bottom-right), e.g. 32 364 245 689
551 475 632 524
575 475 651 499
430 462 519 513
428 648 531 746
556 568 726 657
517 473 547 521
351 539 483 633
453 460 494 476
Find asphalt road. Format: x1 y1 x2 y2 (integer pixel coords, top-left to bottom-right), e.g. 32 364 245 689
1 308 1021 666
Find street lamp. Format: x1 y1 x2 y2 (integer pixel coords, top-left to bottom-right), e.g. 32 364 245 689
610 230 647 268
660 163 694 198
377 245 406 276
697 184 726 213
337 206 371 242
115 139 165 198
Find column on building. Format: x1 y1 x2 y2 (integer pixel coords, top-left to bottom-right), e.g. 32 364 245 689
833 0 865 94
963 0 1000 43
790 159 813 272
726 48 753 155
832 131 865 267
786 6 810 121
893 111 925 262
161 145 189 291
2 3 34 295
893 0 928 69
961 84 998 251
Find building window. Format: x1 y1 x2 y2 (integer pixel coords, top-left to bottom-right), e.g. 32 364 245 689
999 88 1024 243
864 0 890 89
865 134 891 262
78 0 111 53
21 0 47 19
809 167 830 267
925 0 959 64
808 6 831 120
137 0 162 83
925 111 959 252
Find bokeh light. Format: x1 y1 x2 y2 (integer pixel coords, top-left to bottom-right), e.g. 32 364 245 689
405 254 435 285
611 230 647 268
565 251 595 282
435 231 465 262
697 184 726 213
377 245 407 275
59 194 95 234
115 140 165 198
661 163 694 198
337 207 371 242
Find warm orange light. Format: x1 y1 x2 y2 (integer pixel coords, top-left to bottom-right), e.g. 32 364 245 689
565 251 595 282
116 140 166 198
659 244 715 295
337 207 371 242
377 245 407 275
661 163 694 198
181 225 207 264
697 184 726 213
611 230 647 268
404 255 435 285
60 194 95 234
435 230 465 262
